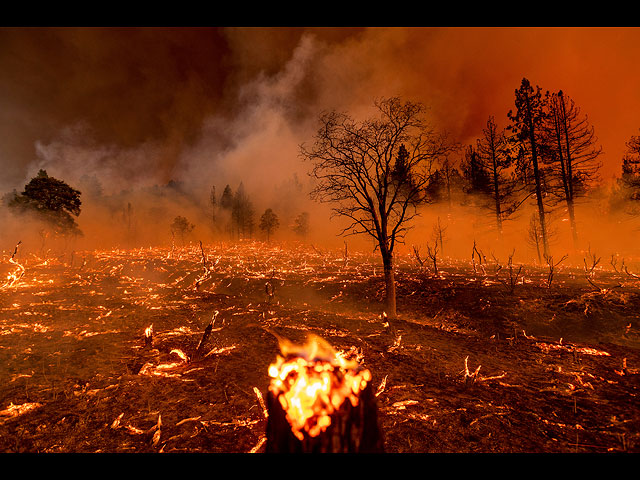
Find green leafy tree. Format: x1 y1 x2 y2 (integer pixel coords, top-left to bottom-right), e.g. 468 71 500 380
8 169 82 236
259 208 280 242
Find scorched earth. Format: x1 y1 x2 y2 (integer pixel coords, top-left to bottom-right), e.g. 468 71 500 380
0 241 639 453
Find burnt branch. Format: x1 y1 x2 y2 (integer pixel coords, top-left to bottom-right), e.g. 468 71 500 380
471 240 487 275
492 253 503 278
583 247 604 291
499 249 523 294
583 247 601 277
611 255 620 274
544 253 568 288
196 311 219 358
11 240 22 260
412 245 425 268
425 241 439 276
621 259 640 280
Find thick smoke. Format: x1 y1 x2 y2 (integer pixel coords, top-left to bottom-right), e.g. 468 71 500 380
2 27 640 261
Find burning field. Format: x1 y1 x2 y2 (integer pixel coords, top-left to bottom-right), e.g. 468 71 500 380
1 241 639 453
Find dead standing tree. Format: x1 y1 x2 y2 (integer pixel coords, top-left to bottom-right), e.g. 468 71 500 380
508 78 551 259
301 97 451 319
425 242 439 276
542 90 602 250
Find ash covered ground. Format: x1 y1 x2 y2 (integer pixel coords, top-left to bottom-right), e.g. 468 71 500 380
1 241 639 453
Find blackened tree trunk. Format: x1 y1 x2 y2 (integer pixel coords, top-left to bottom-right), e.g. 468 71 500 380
544 90 602 250
265 380 384 453
491 152 503 235
508 78 550 258
524 92 550 258
381 247 396 318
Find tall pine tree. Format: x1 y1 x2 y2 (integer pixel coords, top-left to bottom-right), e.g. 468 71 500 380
476 116 521 236
508 78 551 258
542 90 602 248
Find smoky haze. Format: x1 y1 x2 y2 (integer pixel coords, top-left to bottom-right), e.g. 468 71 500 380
2 27 640 262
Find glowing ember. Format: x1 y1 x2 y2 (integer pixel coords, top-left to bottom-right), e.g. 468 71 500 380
144 324 153 347
2 256 25 290
0 402 42 422
268 334 372 441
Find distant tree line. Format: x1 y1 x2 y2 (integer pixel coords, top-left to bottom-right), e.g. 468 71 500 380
5 77 640 261
209 181 309 243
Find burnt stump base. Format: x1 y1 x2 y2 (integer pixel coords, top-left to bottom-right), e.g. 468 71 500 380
265 382 384 453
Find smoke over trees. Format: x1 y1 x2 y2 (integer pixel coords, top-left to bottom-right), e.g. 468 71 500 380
231 183 255 240
170 215 195 245
259 208 280 242
475 116 522 237
611 130 640 217
292 212 310 238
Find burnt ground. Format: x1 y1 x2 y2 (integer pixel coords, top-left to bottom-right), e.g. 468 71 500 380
0 241 639 454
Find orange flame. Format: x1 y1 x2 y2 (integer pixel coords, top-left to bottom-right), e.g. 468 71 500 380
2 256 25 289
268 334 371 441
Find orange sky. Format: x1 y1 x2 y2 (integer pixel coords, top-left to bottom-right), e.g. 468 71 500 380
1 27 639 192
305 27 640 181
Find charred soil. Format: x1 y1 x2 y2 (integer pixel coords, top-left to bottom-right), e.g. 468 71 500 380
0 242 639 453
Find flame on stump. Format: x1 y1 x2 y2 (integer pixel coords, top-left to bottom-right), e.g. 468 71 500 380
266 334 383 453
144 324 153 348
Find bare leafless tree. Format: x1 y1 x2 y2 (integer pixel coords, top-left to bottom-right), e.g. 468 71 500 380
544 253 568 288
471 239 487 275
501 249 523 294
542 91 602 249
412 245 425 269
432 216 447 255
301 97 452 318
426 241 439 276
527 213 543 263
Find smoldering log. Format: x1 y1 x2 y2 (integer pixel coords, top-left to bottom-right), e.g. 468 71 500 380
11 241 22 260
265 375 384 453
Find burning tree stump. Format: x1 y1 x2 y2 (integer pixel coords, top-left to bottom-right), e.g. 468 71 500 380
265 334 384 453
144 324 154 349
